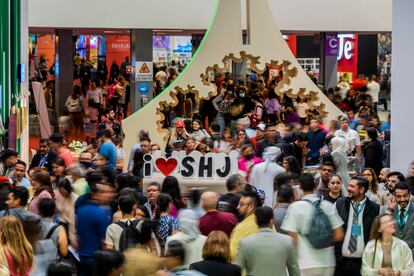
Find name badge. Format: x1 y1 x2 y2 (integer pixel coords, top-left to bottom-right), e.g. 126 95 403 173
351 224 362 236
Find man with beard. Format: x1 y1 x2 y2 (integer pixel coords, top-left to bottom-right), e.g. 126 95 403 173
98 109 122 137
0 149 18 178
386 171 405 194
315 162 335 196
378 167 390 185
334 176 380 276
385 183 414 255
29 138 57 174
229 189 262 261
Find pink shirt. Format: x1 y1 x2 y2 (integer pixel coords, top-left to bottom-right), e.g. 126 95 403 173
168 198 187 217
28 190 53 216
59 147 74 167
4 246 30 276
238 156 263 172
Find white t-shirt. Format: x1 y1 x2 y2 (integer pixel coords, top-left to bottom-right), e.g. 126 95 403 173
367 81 380 103
105 218 137 251
250 162 285 207
335 128 361 152
340 197 367 258
281 194 344 269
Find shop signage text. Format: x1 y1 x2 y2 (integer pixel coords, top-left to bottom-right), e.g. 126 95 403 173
337 34 355 61
143 150 239 179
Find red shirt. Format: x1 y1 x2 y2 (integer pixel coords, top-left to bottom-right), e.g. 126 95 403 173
199 210 238 237
59 147 74 167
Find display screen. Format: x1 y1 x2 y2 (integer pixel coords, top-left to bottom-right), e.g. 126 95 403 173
153 36 171 50
172 36 192 53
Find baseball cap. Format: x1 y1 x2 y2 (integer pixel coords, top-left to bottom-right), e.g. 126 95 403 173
176 121 185 128
0 176 11 185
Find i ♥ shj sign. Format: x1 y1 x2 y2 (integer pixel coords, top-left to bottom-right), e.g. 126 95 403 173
143 150 239 179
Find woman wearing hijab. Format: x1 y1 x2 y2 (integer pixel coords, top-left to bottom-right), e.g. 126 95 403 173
331 136 351 195
165 209 207 267
249 146 286 207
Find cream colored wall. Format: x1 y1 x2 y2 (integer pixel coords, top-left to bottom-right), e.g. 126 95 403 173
28 0 392 32
122 0 344 169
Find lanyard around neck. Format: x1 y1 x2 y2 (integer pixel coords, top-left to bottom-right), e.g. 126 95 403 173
351 201 365 217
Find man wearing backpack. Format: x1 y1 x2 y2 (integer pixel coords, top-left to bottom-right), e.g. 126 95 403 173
334 176 380 276
105 195 140 252
282 174 344 276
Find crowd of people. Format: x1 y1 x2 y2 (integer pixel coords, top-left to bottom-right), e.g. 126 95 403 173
3 55 410 276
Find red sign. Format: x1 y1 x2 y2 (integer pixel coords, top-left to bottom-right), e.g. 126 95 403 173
337 34 358 82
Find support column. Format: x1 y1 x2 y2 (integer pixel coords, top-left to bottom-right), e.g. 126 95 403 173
320 32 338 89
55 29 74 116
0 0 11 124
17 0 29 162
191 33 204 55
130 29 153 113
391 0 414 171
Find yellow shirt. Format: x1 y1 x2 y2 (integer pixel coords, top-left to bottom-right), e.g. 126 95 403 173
230 214 259 262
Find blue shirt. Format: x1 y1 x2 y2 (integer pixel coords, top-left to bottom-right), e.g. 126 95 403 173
76 200 112 258
98 141 117 169
380 122 390 132
155 215 179 245
307 128 326 160
18 177 31 188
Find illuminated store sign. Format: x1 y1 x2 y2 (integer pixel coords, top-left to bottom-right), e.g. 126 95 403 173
337 34 355 60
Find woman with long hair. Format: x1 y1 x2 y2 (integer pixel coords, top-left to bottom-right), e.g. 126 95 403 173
52 157 68 187
167 121 191 152
361 167 387 206
28 169 55 216
214 127 233 153
324 174 342 204
233 129 249 152
154 194 179 254
192 119 210 142
190 230 241 276
0 216 34 275
161 176 187 217
282 155 301 177
361 214 414 275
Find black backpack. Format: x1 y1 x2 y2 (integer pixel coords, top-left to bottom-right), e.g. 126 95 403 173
302 198 333 249
117 220 141 252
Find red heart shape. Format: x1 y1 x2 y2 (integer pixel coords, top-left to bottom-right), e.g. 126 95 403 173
155 157 178 176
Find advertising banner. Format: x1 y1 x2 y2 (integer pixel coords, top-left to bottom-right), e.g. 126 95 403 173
325 34 338 56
